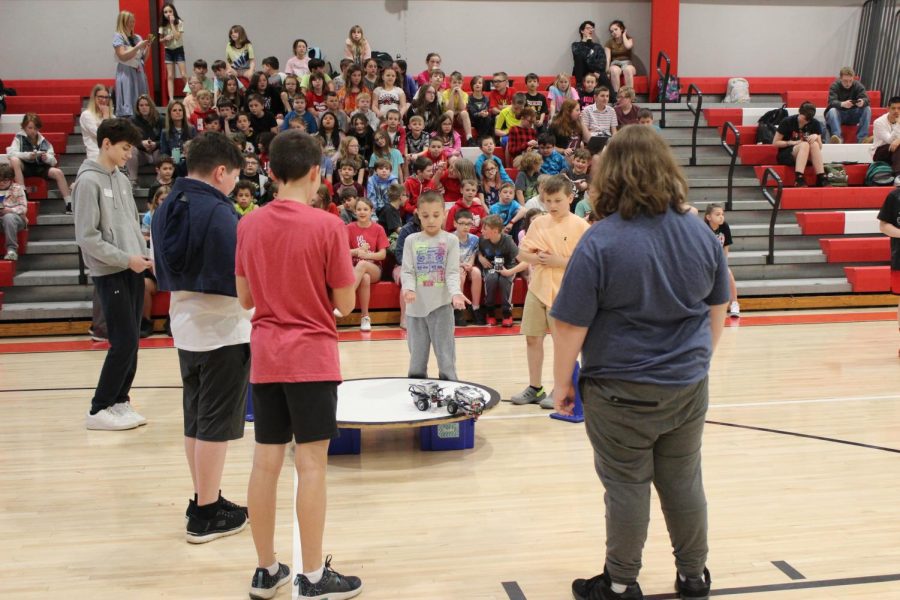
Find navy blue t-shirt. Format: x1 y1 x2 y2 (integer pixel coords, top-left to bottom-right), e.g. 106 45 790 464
550 208 730 385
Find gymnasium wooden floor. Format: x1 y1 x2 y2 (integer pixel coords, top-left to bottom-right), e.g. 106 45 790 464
0 310 898 599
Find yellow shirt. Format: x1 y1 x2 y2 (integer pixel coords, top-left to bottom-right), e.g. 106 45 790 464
441 88 469 113
519 213 590 306
495 106 522 134
234 202 257 216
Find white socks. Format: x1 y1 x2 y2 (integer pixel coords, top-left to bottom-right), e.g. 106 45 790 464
266 561 280 576
304 565 325 584
610 582 628 593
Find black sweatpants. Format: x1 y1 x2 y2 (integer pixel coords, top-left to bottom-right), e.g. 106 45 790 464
90 270 144 414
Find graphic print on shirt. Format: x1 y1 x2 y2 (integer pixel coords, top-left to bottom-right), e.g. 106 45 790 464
413 240 448 287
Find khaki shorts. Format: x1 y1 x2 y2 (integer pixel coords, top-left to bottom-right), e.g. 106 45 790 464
520 290 552 337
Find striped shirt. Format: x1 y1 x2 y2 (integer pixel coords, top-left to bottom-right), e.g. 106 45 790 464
581 104 618 137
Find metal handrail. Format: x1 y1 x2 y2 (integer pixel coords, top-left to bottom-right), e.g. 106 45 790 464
656 51 671 128
719 121 740 211
686 83 703 166
760 168 784 266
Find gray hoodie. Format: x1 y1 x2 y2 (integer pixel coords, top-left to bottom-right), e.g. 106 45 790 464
73 159 148 277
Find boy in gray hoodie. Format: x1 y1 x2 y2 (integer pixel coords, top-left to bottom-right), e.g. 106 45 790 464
74 118 151 431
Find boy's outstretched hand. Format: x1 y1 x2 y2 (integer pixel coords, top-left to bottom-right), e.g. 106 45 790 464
451 294 470 310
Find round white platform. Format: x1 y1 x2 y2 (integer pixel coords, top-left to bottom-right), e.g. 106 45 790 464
337 378 500 429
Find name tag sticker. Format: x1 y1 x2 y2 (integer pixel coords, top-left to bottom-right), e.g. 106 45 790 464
103 188 114 198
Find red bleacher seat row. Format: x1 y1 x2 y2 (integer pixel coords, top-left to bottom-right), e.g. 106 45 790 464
4 96 83 116
845 266 892 292
777 187 892 210
783 91 882 107
755 165 869 187
819 237 890 263
0 132 68 153
795 210 880 235
0 114 74 134
680 77 837 95
3 80 115 97
724 124 880 147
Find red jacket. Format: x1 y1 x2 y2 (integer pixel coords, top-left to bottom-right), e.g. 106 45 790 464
403 176 437 218
445 198 488 236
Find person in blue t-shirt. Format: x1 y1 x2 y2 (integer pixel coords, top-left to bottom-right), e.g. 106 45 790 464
549 125 730 600
489 182 527 239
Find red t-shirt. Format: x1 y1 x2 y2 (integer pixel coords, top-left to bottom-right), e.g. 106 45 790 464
347 221 389 268
489 88 515 110
235 200 355 384
445 199 487 236
403 177 437 218
440 172 462 203
306 90 327 115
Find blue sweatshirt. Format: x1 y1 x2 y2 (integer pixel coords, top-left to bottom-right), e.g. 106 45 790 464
151 177 240 297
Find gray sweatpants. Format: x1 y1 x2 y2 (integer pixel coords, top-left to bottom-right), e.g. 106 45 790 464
2 213 25 251
582 376 709 584
407 304 457 380
483 271 513 312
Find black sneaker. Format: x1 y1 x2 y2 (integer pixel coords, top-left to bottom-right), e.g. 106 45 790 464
140 318 154 338
675 568 711 600
472 307 487 325
572 569 643 600
65 202 73 214
249 562 291 600
296 555 362 599
185 506 248 544
454 309 467 327
186 493 248 521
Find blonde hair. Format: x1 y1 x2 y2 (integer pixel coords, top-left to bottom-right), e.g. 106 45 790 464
591 125 689 219
450 158 476 182
348 25 367 50
518 151 543 173
839 66 855 77
618 86 636 101
86 84 113 119
115 11 136 38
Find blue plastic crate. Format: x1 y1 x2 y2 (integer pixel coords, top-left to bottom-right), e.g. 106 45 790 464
329 428 362 455
419 419 475 451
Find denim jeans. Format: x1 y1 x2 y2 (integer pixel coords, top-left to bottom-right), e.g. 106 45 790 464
825 106 872 143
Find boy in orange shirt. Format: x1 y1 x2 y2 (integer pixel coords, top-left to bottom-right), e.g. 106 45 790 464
511 174 590 408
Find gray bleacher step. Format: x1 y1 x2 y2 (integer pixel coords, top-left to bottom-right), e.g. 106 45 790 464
37 214 74 226
13 269 85 286
736 277 852 296
0 300 92 321
2 283 93 304
732 236 822 252
21 240 78 254
44 188 148 199
730 222 801 236
689 177 759 188
67 143 86 154
692 199 772 211
728 249 826 266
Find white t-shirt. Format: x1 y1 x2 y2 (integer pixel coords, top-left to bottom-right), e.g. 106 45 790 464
169 291 251 352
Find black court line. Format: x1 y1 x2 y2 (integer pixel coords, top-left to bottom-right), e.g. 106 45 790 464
771 560 805 580
501 581 527 600
643 572 900 598
0 385 184 393
706 420 900 454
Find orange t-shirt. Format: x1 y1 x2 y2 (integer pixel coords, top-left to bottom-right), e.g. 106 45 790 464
519 213 590 306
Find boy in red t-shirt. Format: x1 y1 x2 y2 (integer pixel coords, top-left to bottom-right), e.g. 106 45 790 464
346 197 390 332
235 130 362 599
446 179 488 236
489 71 515 116
403 156 441 219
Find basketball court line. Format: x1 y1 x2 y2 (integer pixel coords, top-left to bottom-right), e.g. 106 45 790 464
0 309 894 354
771 560 806 580
706 420 900 454
501 580 527 599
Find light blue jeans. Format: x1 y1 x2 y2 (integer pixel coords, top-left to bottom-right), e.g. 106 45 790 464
825 106 872 143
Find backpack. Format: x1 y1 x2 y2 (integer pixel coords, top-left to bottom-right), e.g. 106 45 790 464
865 161 895 186
824 163 848 187
723 78 750 103
371 51 394 70
657 75 680 103
756 105 788 145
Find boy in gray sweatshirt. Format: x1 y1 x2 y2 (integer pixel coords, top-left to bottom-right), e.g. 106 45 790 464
73 118 151 431
401 191 468 380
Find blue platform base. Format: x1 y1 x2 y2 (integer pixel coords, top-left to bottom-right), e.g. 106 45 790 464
329 428 362 455
549 361 585 423
245 385 255 422
419 419 475 451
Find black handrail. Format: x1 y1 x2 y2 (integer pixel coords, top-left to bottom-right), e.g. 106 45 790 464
760 168 784 266
685 83 703 166
719 121 740 211
656 51 671 128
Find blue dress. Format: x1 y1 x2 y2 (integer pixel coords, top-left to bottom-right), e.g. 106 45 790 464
113 32 148 117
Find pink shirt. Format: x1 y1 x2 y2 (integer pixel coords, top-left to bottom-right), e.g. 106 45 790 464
347 221 389 268
235 200 355 384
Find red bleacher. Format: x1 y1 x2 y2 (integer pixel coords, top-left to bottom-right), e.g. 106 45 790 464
0 230 28 259
755 165 868 187
0 132 68 152
23 178 48 200
845 266 892 292
0 261 13 287
723 123 881 148
783 90 882 107
4 96 82 116
4 79 114 97
26 202 39 226
1 114 74 134
779 187 891 210
819 237 889 263
796 212 845 235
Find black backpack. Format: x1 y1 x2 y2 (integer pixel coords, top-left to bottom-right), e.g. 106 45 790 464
757 104 787 145
371 51 394 70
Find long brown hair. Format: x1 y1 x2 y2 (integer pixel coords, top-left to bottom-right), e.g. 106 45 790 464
551 99 580 138
591 125 689 219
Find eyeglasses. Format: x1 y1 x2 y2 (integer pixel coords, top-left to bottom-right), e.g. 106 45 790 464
492 80 506 84
96 95 110 99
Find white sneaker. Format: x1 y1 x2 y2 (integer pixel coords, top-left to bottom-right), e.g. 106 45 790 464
85 407 141 431
729 301 741 317
894 175 900 187
3 250 17 261
333 308 343 318
360 316 372 332
114 401 147 427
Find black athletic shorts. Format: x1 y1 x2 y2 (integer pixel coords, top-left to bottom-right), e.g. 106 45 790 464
179 343 250 441
21 162 51 178
252 381 339 445
777 146 798 167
